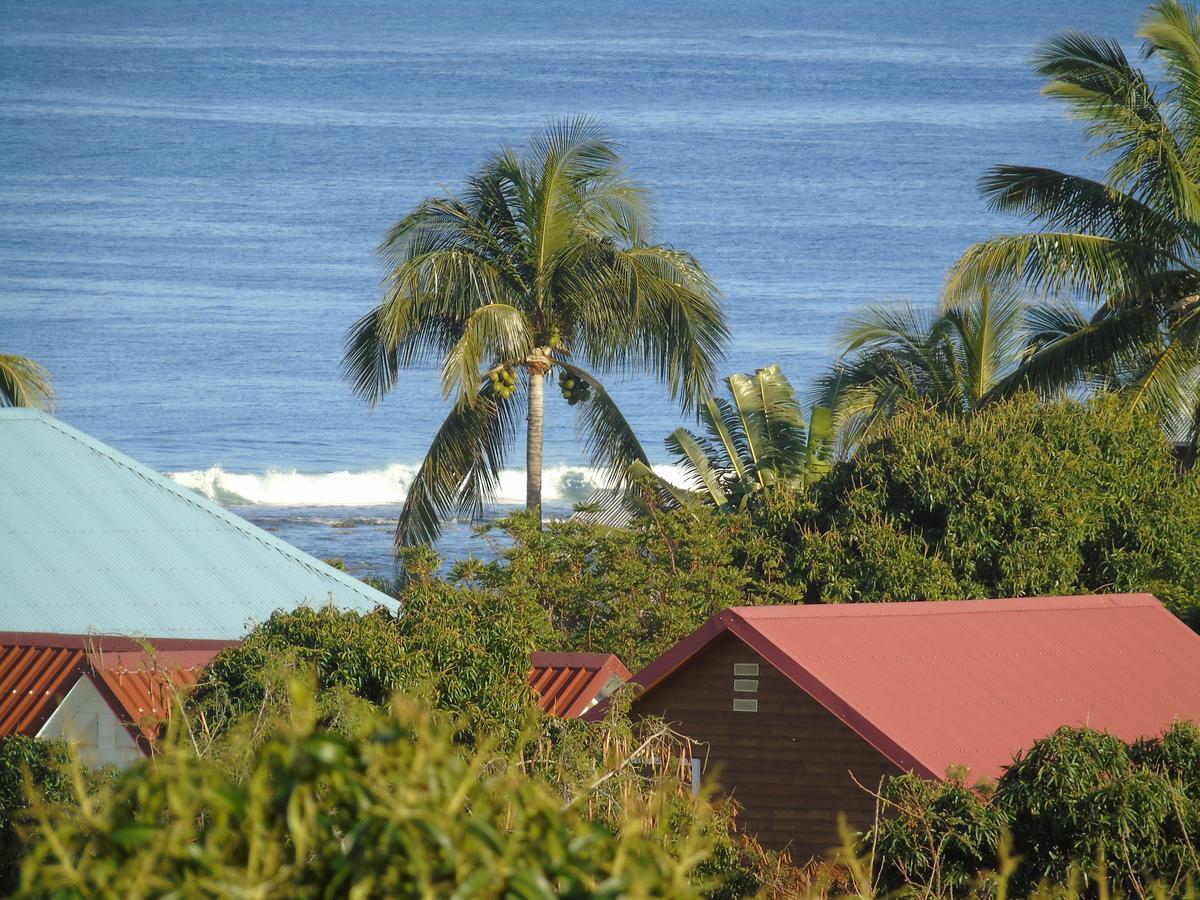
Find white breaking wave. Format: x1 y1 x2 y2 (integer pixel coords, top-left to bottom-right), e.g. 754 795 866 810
169 462 693 508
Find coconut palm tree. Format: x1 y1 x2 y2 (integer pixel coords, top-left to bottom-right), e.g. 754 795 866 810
815 289 1026 453
344 119 728 550
946 0 1200 447
631 365 833 515
0 354 54 411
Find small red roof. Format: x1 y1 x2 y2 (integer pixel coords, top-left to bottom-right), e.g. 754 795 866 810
0 632 235 748
597 594 1200 782
528 651 631 718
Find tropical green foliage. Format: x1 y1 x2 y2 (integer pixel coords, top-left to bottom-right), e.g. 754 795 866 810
632 365 833 515
867 772 1006 895
0 736 76 893
816 288 1025 453
469 506 799 671
868 723 1200 897
343 118 727 550
191 571 551 750
773 395 1200 624
0 354 54 412
23 679 723 899
947 0 1200 448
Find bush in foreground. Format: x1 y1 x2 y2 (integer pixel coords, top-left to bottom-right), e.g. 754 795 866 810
22 679 722 898
868 723 1200 896
0 735 77 893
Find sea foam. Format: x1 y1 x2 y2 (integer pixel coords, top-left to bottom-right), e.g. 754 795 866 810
169 463 692 508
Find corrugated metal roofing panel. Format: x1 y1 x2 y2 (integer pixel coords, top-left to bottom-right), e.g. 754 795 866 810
528 651 631 718
0 633 231 746
0 644 85 735
620 595 1200 782
0 410 397 639
93 666 204 739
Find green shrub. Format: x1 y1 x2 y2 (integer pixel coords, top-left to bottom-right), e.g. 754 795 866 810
473 505 798 671
0 735 76 893
866 725 1200 897
22 679 721 898
778 395 1200 623
869 773 1004 894
192 563 552 750
995 727 1140 889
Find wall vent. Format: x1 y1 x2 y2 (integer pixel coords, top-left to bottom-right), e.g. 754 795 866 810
733 663 759 711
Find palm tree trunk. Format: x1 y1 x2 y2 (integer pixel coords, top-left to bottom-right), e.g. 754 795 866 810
526 369 544 521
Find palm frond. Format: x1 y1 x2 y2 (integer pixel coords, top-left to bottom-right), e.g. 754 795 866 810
556 359 650 487
942 287 1026 408
990 302 1160 399
700 395 750 484
1034 29 1200 219
571 243 727 412
944 232 1173 308
394 379 522 550
1122 302 1200 430
726 364 808 480
1140 0 1200 153
979 166 1187 249
440 304 533 406
0 354 55 412
664 428 731 510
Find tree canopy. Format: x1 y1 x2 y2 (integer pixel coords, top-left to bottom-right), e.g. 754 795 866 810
344 118 727 550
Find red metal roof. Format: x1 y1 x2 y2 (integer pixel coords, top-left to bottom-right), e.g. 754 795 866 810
600 594 1200 782
529 651 631 718
0 633 235 749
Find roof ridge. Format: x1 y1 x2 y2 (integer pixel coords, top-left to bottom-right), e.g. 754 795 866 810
23 413 394 608
731 595 1155 620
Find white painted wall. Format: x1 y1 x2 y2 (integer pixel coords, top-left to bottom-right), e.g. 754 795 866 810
36 676 142 768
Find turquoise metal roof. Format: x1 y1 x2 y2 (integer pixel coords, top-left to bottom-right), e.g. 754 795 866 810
0 409 397 638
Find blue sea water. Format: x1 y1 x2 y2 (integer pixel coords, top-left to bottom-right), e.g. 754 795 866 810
1 0 1135 578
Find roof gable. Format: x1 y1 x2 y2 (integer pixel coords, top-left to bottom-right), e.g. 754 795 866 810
0 410 397 638
610 595 1200 782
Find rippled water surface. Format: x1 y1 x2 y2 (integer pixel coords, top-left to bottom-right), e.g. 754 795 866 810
1 0 1135 575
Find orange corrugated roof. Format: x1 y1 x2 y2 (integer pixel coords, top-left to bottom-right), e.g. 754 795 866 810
529 651 631 718
0 644 86 735
93 665 206 739
0 633 234 751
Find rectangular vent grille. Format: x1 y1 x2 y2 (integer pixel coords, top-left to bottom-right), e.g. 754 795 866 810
733 663 759 711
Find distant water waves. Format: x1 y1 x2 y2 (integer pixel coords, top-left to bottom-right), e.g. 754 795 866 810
169 463 693 579
169 462 691 507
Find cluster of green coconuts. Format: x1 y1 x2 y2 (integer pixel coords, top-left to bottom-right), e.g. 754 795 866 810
489 366 518 399
558 368 591 405
487 360 590 405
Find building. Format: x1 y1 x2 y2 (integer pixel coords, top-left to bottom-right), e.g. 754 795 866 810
0 409 397 639
598 594 1200 859
0 631 234 766
528 651 630 718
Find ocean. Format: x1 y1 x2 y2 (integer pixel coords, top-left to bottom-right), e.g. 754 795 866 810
1 0 1135 579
